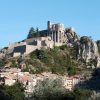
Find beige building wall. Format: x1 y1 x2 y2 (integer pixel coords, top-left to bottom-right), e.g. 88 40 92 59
54 43 63 47
63 79 73 91
9 42 27 49
25 45 40 55
13 52 21 57
5 79 16 86
25 37 54 55
9 35 66 58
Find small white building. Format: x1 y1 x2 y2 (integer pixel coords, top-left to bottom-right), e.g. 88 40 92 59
63 75 85 91
4 75 17 86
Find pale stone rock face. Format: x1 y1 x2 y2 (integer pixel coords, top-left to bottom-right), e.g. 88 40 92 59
92 40 99 56
97 57 100 67
96 41 100 67
65 27 80 44
78 36 100 67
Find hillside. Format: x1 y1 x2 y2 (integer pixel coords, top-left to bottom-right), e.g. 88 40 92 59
0 22 100 100
0 21 100 76
1 44 93 76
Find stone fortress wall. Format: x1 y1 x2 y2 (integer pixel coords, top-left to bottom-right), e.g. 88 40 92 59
0 21 76 58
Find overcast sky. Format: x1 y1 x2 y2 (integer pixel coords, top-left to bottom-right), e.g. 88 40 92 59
0 0 100 48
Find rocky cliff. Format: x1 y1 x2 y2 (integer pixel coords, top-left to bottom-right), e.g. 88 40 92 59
65 27 80 44
64 27 100 68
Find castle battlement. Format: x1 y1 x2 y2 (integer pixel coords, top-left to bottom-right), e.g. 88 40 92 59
0 21 79 58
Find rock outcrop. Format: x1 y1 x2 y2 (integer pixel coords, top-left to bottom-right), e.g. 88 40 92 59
97 40 100 55
64 27 100 68
65 27 80 44
77 36 100 67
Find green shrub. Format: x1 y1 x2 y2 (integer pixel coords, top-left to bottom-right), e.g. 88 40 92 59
28 46 79 75
73 88 92 100
0 82 26 100
67 66 77 76
59 45 67 50
0 59 4 67
32 78 69 100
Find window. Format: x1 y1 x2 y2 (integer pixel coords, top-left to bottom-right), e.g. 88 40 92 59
41 40 47 46
28 40 37 45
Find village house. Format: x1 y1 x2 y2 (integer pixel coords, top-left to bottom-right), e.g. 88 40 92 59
63 75 85 91
0 68 85 93
4 74 17 86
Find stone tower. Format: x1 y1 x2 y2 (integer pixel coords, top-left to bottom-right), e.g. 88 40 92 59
47 21 65 44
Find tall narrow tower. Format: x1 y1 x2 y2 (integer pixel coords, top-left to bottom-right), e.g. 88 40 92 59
47 21 65 46
47 21 51 30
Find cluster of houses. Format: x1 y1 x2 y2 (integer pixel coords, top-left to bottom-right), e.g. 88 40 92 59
0 67 85 94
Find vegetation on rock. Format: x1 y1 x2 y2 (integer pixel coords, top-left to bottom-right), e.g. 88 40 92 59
24 45 80 75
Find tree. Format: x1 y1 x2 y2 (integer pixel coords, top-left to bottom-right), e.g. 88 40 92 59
73 88 92 100
27 27 40 39
36 27 39 37
27 27 36 39
34 49 46 60
0 82 26 100
0 59 4 67
67 66 77 76
32 78 70 100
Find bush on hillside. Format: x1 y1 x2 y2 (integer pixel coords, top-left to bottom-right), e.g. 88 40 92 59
29 47 79 75
0 81 26 100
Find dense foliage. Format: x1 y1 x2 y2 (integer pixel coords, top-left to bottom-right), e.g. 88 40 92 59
0 59 5 67
30 78 92 100
0 78 95 100
0 82 26 100
27 27 39 39
25 45 79 75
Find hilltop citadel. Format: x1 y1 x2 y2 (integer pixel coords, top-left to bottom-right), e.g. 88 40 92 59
0 21 79 58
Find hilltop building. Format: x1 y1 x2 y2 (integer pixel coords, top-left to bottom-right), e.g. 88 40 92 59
0 21 79 58
47 21 67 46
